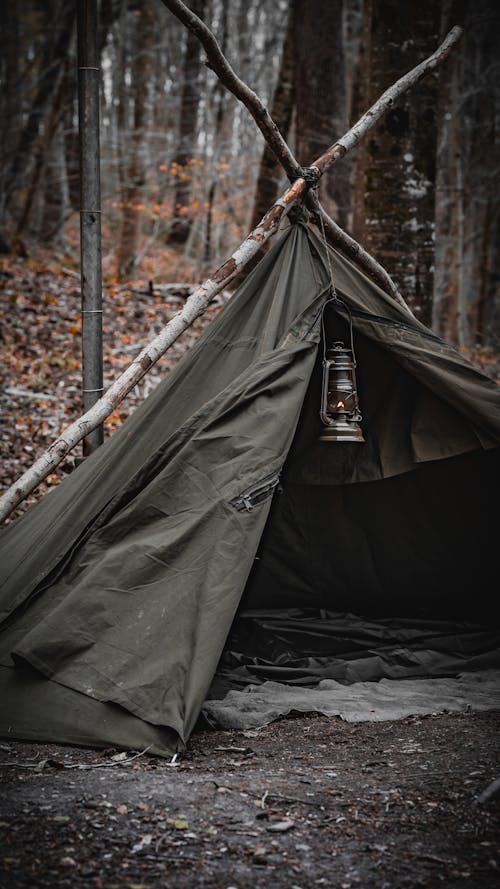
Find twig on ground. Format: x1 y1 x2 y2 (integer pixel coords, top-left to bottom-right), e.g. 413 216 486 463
475 776 500 804
0 745 152 770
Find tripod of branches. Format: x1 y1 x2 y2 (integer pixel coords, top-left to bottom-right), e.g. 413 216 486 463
0 2 463 523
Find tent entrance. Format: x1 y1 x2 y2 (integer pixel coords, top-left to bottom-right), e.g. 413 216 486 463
209 446 500 702
209 331 499 700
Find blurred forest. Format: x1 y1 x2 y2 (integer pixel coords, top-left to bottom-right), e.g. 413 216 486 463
1 0 500 513
1 0 499 344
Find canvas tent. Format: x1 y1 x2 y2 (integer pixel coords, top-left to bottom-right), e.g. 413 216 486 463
0 223 499 756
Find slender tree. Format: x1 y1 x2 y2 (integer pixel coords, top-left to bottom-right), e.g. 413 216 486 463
352 0 440 323
203 0 230 265
117 0 157 278
433 0 500 346
167 0 206 245
0 0 75 249
248 3 295 232
294 0 351 229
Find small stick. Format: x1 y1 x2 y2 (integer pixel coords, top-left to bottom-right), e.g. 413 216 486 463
475 777 500 805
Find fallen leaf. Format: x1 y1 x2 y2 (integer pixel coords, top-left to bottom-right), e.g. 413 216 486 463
165 817 189 830
131 834 153 854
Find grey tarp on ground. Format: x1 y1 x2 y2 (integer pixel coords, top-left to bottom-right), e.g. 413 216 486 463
0 223 499 756
203 671 500 729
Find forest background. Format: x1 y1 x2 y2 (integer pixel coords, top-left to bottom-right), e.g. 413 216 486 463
0 0 499 515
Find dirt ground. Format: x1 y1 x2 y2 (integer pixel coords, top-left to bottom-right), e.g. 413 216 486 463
1 712 499 889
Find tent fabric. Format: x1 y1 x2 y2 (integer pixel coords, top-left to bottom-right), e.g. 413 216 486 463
0 222 499 756
0 663 179 756
209 610 500 695
203 671 500 729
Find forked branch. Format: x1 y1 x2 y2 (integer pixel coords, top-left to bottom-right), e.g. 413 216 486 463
161 0 460 308
0 24 462 523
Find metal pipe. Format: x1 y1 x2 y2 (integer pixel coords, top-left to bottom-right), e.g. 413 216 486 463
77 0 103 456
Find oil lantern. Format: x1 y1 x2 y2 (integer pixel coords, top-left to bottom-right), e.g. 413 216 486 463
319 341 364 443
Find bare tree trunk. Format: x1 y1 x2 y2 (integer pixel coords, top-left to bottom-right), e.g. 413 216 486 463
352 0 440 324
40 121 71 243
457 0 500 348
64 65 81 214
249 3 295 232
16 60 70 240
432 1 464 344
0 0 74 248
167 0 206 245
0 3 22 251
117 0 156 278
115 0 129 202
204 0 229 267
433 0 500 347
294 0 351 229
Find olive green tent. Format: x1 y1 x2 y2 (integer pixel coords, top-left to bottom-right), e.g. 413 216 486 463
0 224 499 756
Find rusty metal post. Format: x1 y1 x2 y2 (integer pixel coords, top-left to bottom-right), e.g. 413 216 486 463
77 0 103 455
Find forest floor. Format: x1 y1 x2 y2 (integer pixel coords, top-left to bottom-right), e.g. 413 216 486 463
1 712 499 889
1 251 499 522
0 253 221 521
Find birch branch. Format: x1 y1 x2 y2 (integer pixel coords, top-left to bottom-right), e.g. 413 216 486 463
312 26 464 174
161 0 459 306
0 26 463 523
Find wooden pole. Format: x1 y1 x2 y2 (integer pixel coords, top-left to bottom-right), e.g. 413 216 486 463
77 0 103 455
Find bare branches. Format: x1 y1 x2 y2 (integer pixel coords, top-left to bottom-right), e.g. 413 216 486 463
160 0 461 188
0 25 463 522
158 0 301 182
161 0 461 303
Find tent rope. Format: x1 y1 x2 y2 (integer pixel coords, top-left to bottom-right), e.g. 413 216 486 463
313 192 358 370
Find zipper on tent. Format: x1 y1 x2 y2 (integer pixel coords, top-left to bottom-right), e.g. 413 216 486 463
230 472 282 512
